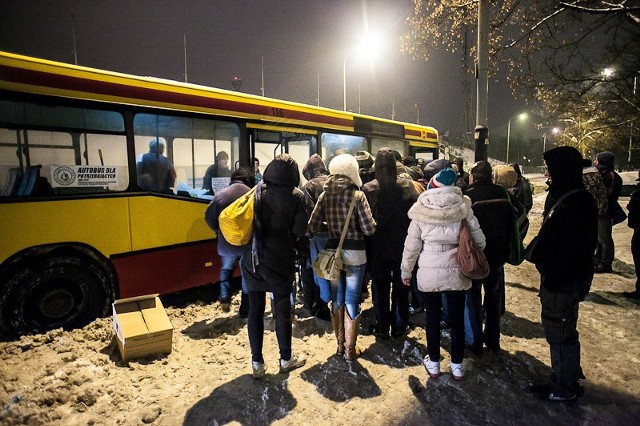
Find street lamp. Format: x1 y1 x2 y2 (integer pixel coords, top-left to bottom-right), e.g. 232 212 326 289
343 34 380 111
542 127 560 154
506 113 528 163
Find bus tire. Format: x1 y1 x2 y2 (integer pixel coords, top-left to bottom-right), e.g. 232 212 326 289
0 254 112 338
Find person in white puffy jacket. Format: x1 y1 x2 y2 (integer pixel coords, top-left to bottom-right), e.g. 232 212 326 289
401 167 486 381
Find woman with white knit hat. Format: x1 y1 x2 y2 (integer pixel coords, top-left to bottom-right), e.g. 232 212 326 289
401 167 486 381
308 153 376 362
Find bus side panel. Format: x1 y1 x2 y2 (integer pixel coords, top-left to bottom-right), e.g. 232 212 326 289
127 196 213 251
112 240 221 298
0 198 132 263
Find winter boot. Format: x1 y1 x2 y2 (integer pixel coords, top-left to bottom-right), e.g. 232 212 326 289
329 303 345 355
344 310 362 362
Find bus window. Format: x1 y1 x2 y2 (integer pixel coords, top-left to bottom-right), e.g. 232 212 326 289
320 133 367 166
0 101 127 196
371 137 406 158
133 113 240 195
288 138 313 184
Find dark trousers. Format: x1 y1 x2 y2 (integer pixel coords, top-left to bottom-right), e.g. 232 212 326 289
633 230 640 293
248 291 292 363
424 290 465 364
470 264 504 351
371 260 409 334
540 280 581 398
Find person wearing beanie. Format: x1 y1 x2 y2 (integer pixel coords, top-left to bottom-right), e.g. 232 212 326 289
308 153 376 362
362 148 419 340
463 161 517 359
527 146 597 403
594 151 623 273
204 167 252 315
401 167 485 381
239 154 309 378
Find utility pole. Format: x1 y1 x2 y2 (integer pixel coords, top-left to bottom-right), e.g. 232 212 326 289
474 0 489 162
183 34 188 83
261 56 265 96
71 13 78 65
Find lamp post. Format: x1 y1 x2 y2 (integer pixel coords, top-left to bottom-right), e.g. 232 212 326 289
343 34 380 111
506 113 527 164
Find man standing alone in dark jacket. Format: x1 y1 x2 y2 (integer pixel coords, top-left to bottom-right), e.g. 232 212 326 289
464 161 515 357
594 151 623 273
528 146 597 403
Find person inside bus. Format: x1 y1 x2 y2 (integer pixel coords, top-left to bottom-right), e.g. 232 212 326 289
203 151 232 194
254 157 263 184
137 138 176 194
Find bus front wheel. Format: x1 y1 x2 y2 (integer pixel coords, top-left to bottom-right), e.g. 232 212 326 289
0 255 112 339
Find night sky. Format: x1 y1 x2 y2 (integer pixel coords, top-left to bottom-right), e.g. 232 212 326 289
0 0 526 143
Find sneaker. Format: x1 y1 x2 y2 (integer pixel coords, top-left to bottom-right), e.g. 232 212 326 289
423 356 440 378
451 362 465 381
252 361 266 379
279 355 306 374
529 383 578 404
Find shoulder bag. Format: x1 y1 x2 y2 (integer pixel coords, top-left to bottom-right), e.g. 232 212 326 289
457 218 490 280
313 191 359 281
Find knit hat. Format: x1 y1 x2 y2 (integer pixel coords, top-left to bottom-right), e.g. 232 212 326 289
230 167 251 186
470 161 493 183
427 167 457 189
329 154 362 187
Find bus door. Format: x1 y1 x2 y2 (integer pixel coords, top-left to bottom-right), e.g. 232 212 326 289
250 125 317 184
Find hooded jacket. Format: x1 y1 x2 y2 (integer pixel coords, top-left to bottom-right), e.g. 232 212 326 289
240 154 309 294
363 148 419 263
532 147 598 290
401 185 485 292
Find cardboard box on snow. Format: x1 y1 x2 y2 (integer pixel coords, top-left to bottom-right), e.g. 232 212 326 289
113 294 173 361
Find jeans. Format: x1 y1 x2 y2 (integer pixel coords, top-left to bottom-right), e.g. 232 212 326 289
248 290 292 363
469 264 504 351
330 263 366 319
463 292 477 346
371 260 409 334
540 280 581 398
309 234 332 303
423 290 466 364
220 254 244 301
596 217 614 267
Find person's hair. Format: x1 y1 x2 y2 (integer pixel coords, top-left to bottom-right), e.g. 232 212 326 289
217 151 229 161
149 138 165 153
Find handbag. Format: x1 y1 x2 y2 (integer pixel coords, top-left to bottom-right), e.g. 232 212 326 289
218 186 256 246
457 218 490 280
313 192 359 281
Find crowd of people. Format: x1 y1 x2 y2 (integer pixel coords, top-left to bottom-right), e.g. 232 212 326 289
204 146 634 406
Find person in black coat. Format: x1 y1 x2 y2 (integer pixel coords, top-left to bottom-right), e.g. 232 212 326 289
594 151 623 273
464 161 515 356
240 154 309 378
528 146 597 403
624 171 640 300
363 148 419 339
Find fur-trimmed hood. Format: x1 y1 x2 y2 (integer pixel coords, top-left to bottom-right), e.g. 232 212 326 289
408 185 471 224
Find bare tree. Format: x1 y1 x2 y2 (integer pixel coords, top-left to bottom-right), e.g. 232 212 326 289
402 1 640 154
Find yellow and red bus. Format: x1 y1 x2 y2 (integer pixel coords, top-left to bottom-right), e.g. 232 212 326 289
0 50 438 337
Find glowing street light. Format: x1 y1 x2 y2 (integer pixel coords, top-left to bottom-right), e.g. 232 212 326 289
343 34 381 111
506 113 528 163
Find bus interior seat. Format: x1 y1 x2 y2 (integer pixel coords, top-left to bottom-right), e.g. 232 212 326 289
16 165 41 196
1 167 22 196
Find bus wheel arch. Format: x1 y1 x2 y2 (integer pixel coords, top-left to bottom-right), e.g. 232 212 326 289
0 244 117 339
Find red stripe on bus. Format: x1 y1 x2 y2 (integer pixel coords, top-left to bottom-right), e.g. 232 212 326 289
112 240 239 298
0 65 353 129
